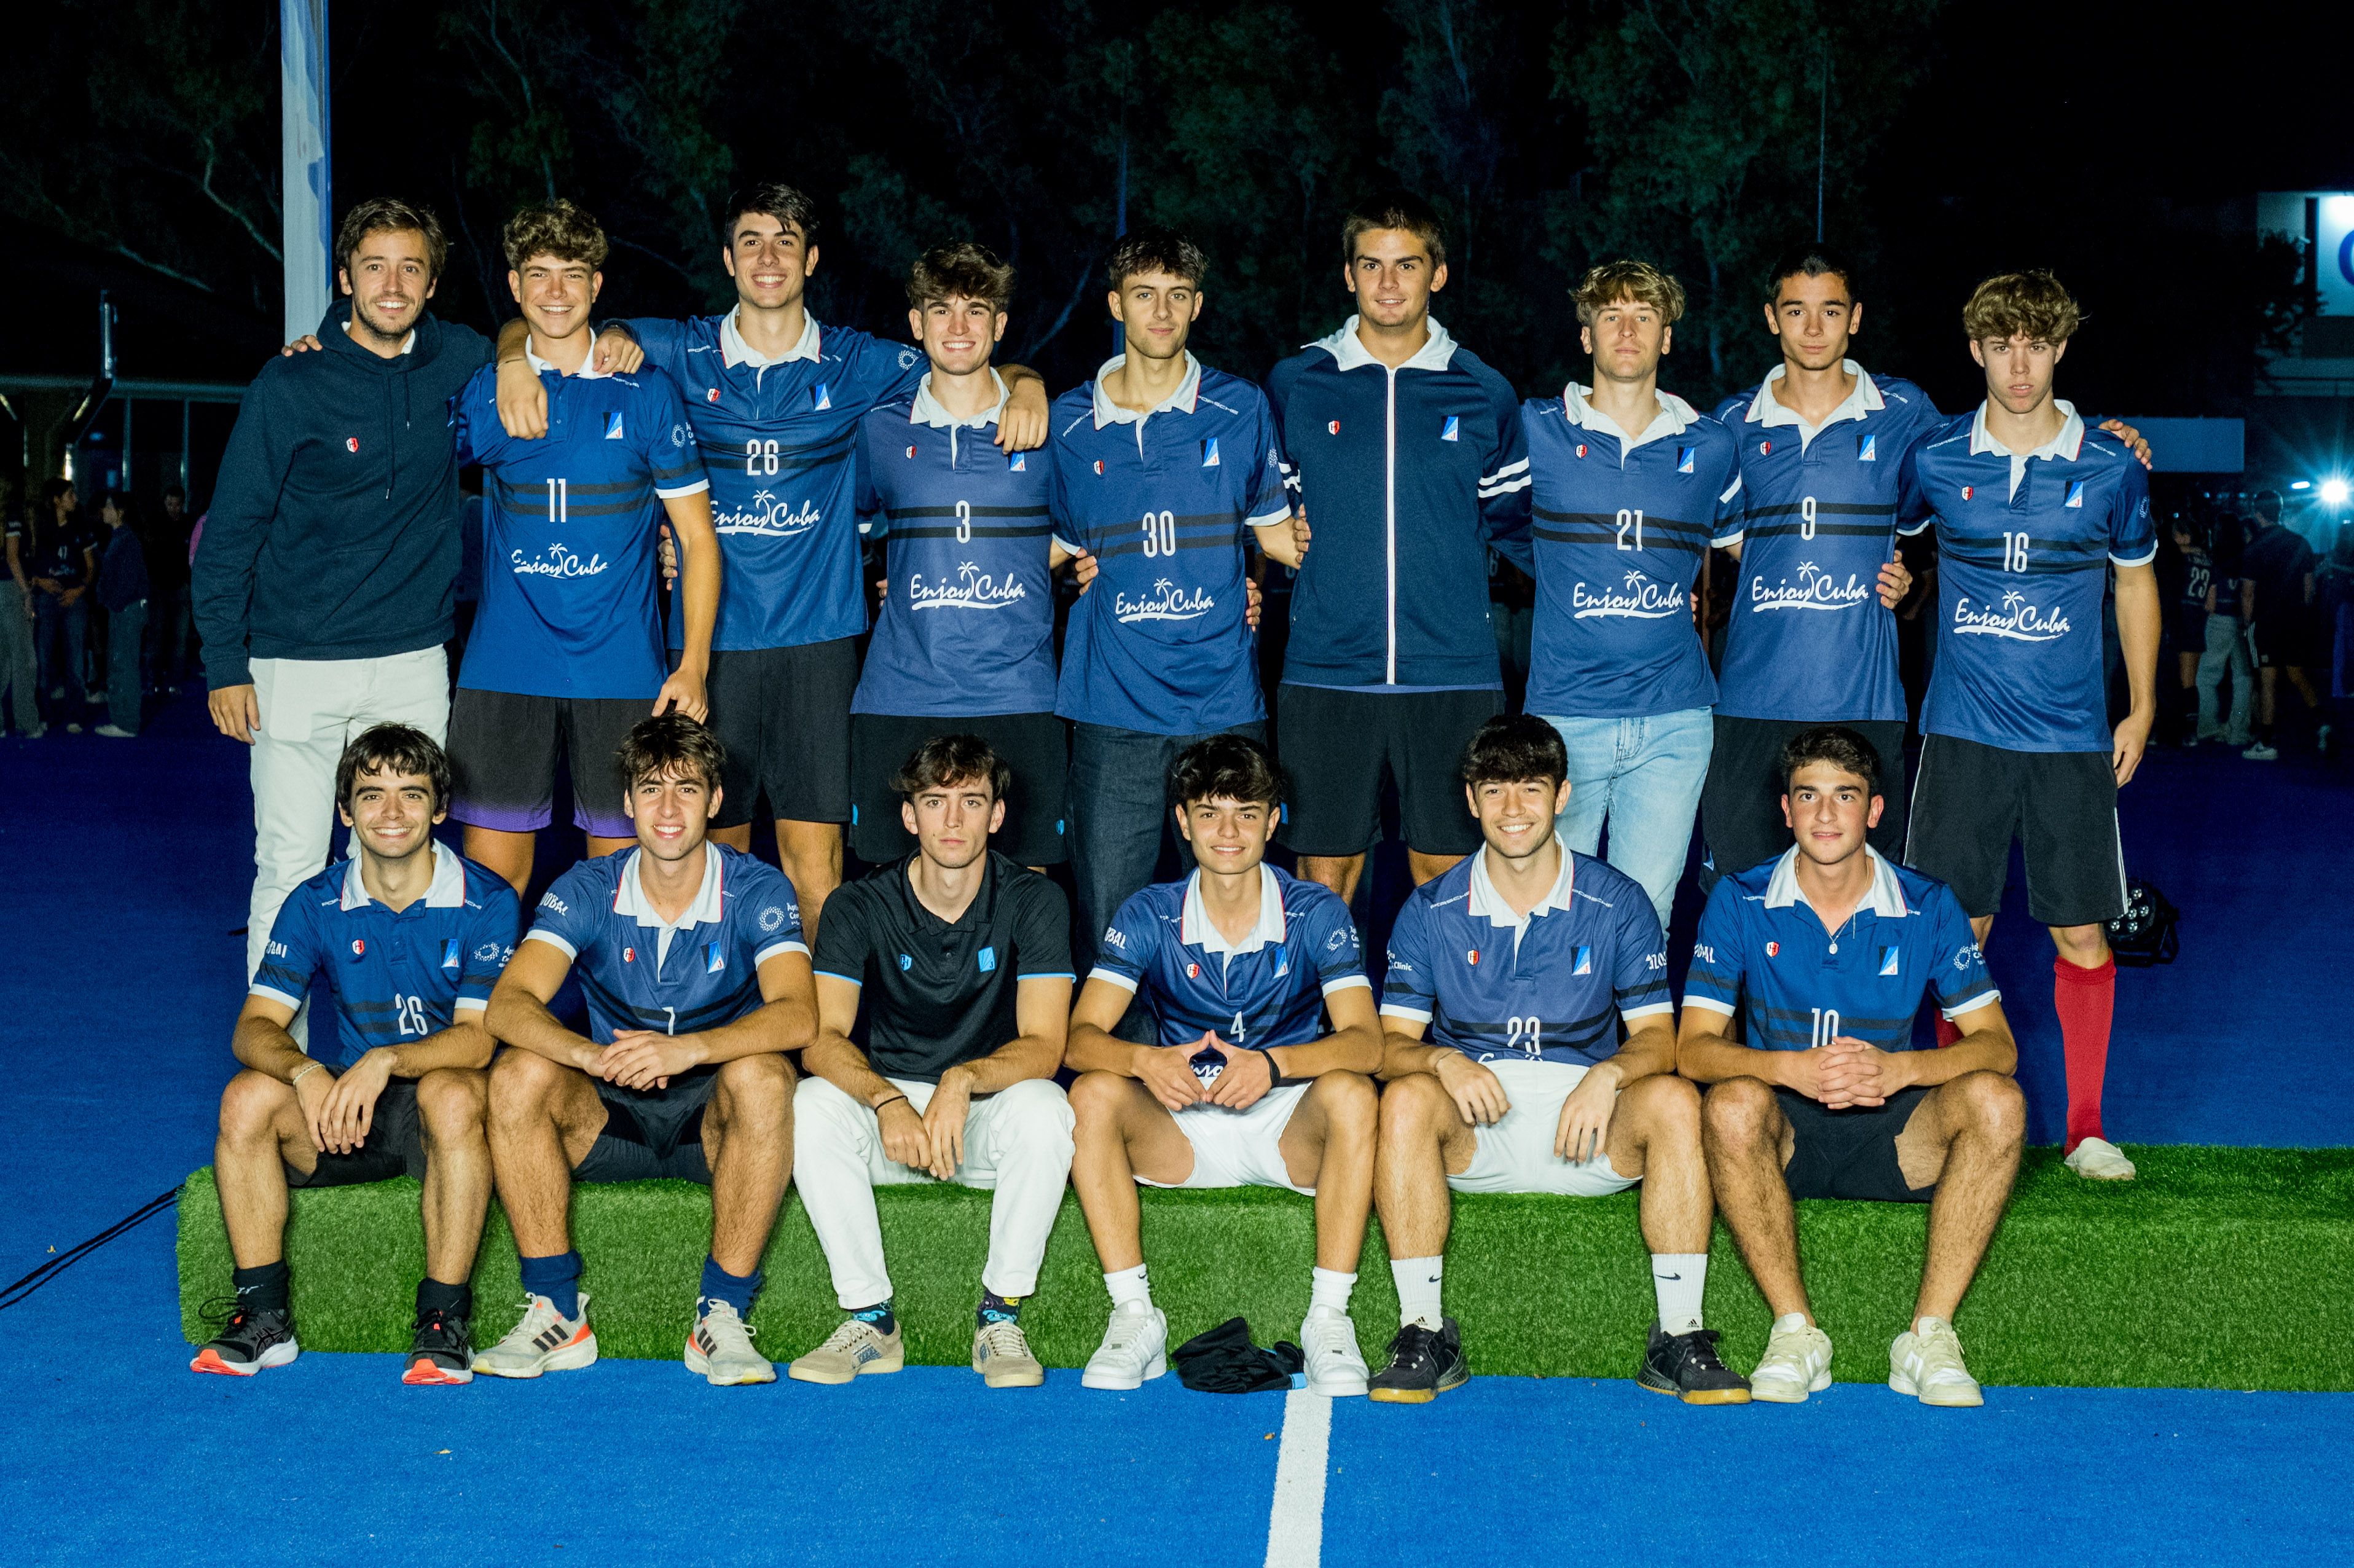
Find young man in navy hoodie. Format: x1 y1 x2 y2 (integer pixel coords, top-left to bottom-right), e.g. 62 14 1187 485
197 198 636 1031
1263 192 1529 905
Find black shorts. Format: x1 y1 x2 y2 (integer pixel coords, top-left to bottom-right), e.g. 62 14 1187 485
1775 1086 1936 1202
2248 614 2318 671
1700 716 1909 883
696 639 859 829
1274 684 1502 858
447 688 645 839
1905 733 2125 925
573 1068 718 1184
284 1075 428 1188
849 710 1069 866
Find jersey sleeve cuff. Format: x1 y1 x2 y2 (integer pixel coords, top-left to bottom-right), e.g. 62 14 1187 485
1681 994 1738 1016
813 968 864 988
1378 1002 1434 1023
1939 988 2002 1021
1319 974 1372 996
653 477 711 500
1896 516 1932 536
248 982 306 1009
2110 546 2158 567
755 939 810 966
1018 971 1079 984
452 997 490 1016
1086 966 1142 994
1051 533 1083 557
522 928 578 959
1620 1002 1674 1021
1711 527 1745 548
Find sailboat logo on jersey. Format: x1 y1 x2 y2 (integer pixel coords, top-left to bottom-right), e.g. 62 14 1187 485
1858 433 1877 462
2065 479 2087 508
1676 445 1697 474
1440 417 1459 442
604 412 626 441
1572 946 1592 976
705 944 726 975
1880 947 1901 977
812 383 832 412
1201 437 1220 467
442 940 461 971
1008 452 1027 472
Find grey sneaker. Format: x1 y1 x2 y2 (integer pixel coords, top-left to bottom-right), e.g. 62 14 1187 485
1890 1317 1982 1407
474 1293 597 1379
972 1317 1045 1388
93 723 135 739
2242 740 2280 761
788 1316 904 1384
1749 1315 1834 1403
685 1298 774 1386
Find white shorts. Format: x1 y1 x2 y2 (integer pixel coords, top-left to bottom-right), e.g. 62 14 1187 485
1142 1083 1313 1196
1449 1059 1638 1198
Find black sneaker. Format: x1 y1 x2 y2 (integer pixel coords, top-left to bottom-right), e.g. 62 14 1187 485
403 1306 474 1386
191 1301 299 1376
1638 1320 1751 1405
1367 1317 1468 1404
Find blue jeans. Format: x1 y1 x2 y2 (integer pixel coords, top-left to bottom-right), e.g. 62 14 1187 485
1541 708 1714 933
34 594 87 716
1067 719 1266 971
106 598 146 732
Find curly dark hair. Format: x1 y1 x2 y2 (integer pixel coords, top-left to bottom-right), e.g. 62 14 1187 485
336 724 451 813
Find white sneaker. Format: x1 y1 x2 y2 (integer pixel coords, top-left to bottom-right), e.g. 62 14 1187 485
684 1298 774 1386
93 723 135 738
2065 1137 2137 1180
1749 1315 1834 1404
2242 740 2279 761
1081 1299 1168 1390
1301 1306 1369 1397
1890 1318 1982 1406
474 1293 597 1379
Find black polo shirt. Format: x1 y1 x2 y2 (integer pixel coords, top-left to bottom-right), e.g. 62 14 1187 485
813 851 1074 1083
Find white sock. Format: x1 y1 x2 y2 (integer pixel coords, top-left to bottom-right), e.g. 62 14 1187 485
1652 1253 1707 1335
1104 1264 1152 1311
1774 1311 1811 1335
1392 1256 1444 1330
1309 1266 1356 1317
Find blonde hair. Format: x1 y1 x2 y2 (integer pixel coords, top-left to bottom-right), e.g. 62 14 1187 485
1572 260 1686 327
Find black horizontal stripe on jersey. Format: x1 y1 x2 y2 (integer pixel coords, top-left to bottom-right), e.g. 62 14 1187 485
887 504 1049 520
1750 500 1894 520
1617 975 1671 1006
1093 533 1236 562
1435 1001 1617 1053
887 522 1058 541
493 477 653 499
1531 511 1712 546
700 428 856 472
580 976 757 1037
1937 533 2110 575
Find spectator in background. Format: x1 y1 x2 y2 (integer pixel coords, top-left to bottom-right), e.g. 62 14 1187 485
2240 490 2325 761
2196 508 2254 748
2162 512 2210 746
144 484 195 694
2319 520 2354 710
95 492 150 738
2 479 43 737
29 479 96 734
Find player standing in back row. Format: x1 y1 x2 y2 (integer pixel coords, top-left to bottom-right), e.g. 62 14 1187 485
1264 192 1530 905
1900 272 2157 1182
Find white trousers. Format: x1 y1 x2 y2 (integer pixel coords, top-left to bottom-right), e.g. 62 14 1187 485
245 649 450 1038
793 1073 1075 1309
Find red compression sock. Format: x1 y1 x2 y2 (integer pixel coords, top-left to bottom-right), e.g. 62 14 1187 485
2052 955 2117 1151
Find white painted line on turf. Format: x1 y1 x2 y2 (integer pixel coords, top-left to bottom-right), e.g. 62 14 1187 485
1263 1388 1330 1568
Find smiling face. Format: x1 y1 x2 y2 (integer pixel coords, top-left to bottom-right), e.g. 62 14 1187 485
339 764 445 866
509 251 602 347
1971 331 2067 417
902 775 1005 871
1781 760 1883 870
1174 794 1274 879
909 294 1005 377
1580 292 1671 387
724 212 817 312
1110 269 1202 364
1765 269 1858 372
1345 228 1446 331
625 766 721 864
341 225 439 346
1467 776 1571 865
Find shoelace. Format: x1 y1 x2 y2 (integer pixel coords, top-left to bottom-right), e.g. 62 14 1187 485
699 1302 759 1344
1386 1323 1436 1368
498 1296 563 1346
1911 1327 1971 1382
197 1295 248 1333
1676 1329 1732 1374
976 1319 1030 1358
1099 1306 1156 1354
820 1317 879 1354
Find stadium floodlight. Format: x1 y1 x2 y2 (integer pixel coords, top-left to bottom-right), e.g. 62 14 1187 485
2289 479 2312 490
2321 478 2352 507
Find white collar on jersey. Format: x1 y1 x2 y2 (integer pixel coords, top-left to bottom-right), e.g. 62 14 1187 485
720 306 822 370
1762 843 1910 919
525 329 607 379
1467 835 1575 930
1179 864 1288 956
613 845 727 968
1091 351 1203 429
1969 397 2084 499
1560 382 1701 452
909 368 1008 431
340 840 467 913
1745 359 1883 449
1312 313 1459 374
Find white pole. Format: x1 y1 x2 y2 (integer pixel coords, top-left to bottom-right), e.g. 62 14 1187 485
281 0 332 342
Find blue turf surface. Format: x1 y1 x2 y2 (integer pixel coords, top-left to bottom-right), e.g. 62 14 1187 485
4 694 2351 1566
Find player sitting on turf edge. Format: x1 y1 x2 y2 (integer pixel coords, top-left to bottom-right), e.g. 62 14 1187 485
1371 713 1746 1405
1064 734 1381 1395
1681 725 2023 1407
790 735 1077 1389
481 714 815 1386
197 724 519 1384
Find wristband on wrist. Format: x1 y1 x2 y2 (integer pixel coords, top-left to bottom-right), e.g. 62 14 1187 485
873 1092 909 1114
1256 1047 1294 1089
289 1060 323 1091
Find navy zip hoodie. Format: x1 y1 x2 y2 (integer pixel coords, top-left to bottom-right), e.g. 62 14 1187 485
1263 316 1530 688
195 302 493 688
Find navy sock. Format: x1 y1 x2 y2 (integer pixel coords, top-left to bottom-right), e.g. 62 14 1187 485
852 1299 896 1336
417 1277 472 1320
231 1260 289 1316
979 1290 1023 1328
519 1250 582 1320
699 1256 763 1316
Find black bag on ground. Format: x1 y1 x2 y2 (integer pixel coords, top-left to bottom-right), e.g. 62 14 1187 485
2106 878 2179 966
1172 1317 1305 1393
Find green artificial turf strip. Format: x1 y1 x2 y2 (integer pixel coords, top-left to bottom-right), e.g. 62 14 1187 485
177 1146 2354 1390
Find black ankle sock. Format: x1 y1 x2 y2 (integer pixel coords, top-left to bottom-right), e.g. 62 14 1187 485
417 1277 472 1320
852 1299 896 1336
232 1260 290 1316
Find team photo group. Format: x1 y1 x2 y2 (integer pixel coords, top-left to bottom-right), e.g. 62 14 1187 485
184 179 2162 1413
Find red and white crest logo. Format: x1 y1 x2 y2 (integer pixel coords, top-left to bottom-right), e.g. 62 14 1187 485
1186 963 1199 979
350 939 366 957
1765 941 1780 957
345 437 359 453
1093 460 1105 476
1759 441 1772 456
1961 485 1974 501
1575 444 1588 459
707 388 720 402
1466 949 1480 965
1328 420 1341 435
